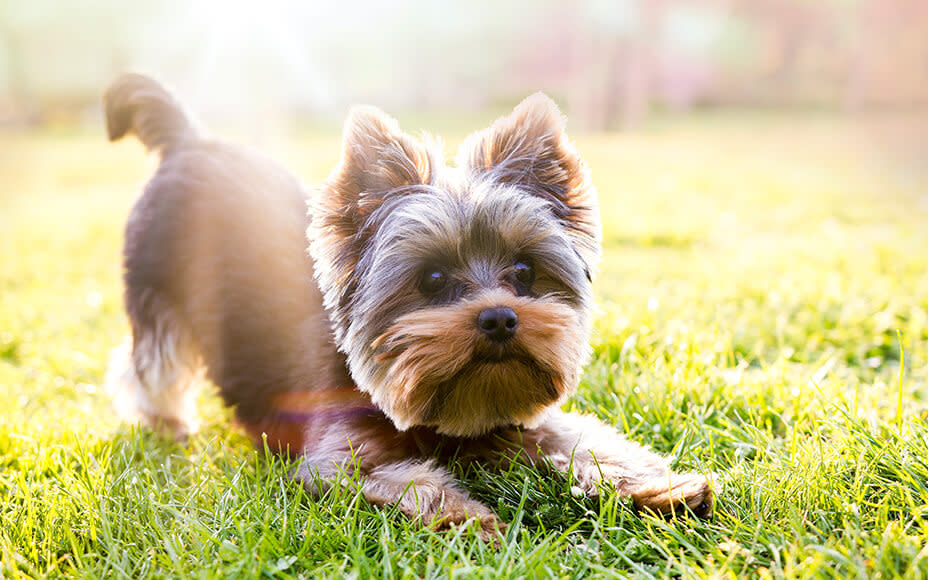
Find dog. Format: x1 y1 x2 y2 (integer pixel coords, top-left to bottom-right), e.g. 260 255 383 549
103 73 713 537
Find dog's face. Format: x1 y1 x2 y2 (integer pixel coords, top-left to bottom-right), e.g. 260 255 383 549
309 94 601 437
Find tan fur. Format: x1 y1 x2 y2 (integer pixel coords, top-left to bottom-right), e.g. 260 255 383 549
371 289 586 436
363 460 502 536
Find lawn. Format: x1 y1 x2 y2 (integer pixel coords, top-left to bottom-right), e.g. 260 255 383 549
1 112 927 578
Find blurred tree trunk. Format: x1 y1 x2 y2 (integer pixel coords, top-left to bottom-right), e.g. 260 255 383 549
843 0 872 112
1 25 31 122
567 13 610 131
619 0 661 129
568 0 663 131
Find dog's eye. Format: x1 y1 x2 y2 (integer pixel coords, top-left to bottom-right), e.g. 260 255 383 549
513 260 534 286
420 268 447 294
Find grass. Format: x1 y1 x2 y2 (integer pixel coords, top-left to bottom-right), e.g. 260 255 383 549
1 111 927 578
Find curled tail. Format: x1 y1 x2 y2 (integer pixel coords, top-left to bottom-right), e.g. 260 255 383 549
103 73 197 152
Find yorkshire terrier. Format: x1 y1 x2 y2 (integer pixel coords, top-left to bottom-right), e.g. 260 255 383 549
103 73 713 537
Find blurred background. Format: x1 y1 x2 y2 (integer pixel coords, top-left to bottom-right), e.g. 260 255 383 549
1 0 927 133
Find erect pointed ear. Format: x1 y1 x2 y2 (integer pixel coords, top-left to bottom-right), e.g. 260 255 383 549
458 93 601 268
323 105 433 217
309 106 434 332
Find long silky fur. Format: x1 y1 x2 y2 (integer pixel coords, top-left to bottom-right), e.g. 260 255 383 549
107 76 714 532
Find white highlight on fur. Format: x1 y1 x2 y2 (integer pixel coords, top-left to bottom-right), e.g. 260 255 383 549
104 337 202 439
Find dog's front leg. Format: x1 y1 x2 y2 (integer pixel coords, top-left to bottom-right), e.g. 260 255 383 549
359 459 503 537
512 409 713 517
293 414 503 537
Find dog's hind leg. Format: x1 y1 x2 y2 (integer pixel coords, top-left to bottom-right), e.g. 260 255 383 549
105 299 202 441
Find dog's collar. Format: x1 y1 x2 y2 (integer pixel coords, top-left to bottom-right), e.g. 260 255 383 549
239 386 379 455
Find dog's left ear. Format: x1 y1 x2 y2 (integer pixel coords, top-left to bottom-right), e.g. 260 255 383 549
458 93 601 268
310 106 434 340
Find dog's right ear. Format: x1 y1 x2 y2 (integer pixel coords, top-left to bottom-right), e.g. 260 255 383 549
326 106 433 214
309 107 433 334
458 94 601 272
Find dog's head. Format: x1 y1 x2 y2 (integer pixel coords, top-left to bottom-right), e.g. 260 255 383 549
308 94 601 437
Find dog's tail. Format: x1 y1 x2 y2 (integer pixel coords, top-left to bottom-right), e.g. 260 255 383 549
104 73 198 153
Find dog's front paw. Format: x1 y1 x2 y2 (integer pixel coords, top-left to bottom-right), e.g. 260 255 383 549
630 472 714 518
361 461 506 542
432 495 507 542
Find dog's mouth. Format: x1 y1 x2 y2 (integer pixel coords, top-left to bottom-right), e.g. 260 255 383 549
417 352 561 433
472 343 527 363
476 355 518 364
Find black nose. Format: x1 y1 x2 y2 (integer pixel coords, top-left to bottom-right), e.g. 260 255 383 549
477 307 518 342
